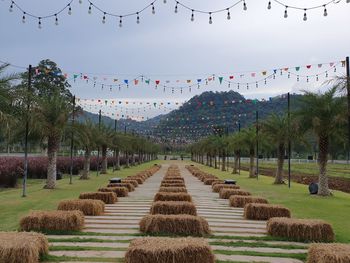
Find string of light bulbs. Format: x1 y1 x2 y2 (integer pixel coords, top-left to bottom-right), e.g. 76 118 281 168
3 0 349 29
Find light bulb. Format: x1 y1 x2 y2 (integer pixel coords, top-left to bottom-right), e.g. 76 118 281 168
191 10 194 21
136 13 140 24
284 7 288 18
347 0 350 3
303 9 307 21
209 13 212 24
163 0 166 3
79 0 82 3
175 2 178 13
68 5 72 15
227 9 231 20
152 4 155 14
88 4 92 14
268 1 271 9
102 15 106 24
22 13 26 23
323 6 328 16
55 15 58 25
9 2 13 12
243 1 247 11
38 18 42 29
119 17 123 27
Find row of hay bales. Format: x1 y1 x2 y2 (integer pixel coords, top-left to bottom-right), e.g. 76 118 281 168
125 164 215 263
0 165 161 263
186 165 350 263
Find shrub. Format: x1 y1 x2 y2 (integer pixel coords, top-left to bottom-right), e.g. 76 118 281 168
58 199 105 216
99 187 128 197
139 215 211 236
150 201 197 216
20 210 84 231
79 192 117 204
0 232 49 263
307 243 350 263
244 203 291 220
219 189 251 199
154 192 192 202
267 217 334 242
229 195 268 208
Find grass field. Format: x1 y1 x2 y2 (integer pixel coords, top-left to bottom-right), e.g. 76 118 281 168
194 162 350 243
0 161 160 231
238 160 350 179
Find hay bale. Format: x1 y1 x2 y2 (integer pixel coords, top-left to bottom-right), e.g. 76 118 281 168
210 180 224 186
212 184 240 193
203 178 219 185
0 232 49 263
58 199 105 216
229 196 268 208
161 179 185 183
154 192 192 202
127 176 144 184
20 210 84 231
307 243 350 263
125 237 215 263
99 187 128 197
122 179 139 187
159 187 187 193
160 182 186 187
79 192 117 204
219 189 251 199
107 183 134 192
244 203 291 220
139 215 211 236
267 217 334 242
150 201 197 215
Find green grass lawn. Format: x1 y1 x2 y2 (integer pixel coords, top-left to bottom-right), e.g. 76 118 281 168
238 161 350 179
0 161 160 231
194 162 350 243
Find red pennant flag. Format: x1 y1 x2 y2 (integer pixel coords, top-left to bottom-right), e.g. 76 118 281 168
134 79 139 85
306 65 312 69
155 80 160 85
229 76 234 79
284 68 289 71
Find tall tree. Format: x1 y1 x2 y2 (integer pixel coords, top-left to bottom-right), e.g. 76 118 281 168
295 87 346 196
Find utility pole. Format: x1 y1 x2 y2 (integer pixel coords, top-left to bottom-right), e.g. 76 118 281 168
238 120 241 175
346 56 350 163
22 65 32 197
256 111 259 180
287 92 291 188
96 110 101 176
69 95 76 185
113 119 117 172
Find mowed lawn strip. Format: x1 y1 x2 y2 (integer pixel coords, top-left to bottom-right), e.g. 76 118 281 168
193 162 350 243
0 161 161 231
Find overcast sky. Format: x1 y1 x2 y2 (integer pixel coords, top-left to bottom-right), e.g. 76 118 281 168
1 0 350 119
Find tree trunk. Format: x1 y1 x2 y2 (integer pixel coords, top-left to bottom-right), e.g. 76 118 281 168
232 151 240 174
318 135 330 196
274 143 285 184
81 149 91 180
45 135 59 189
222 151 226 171
115 149 120 170
101 145 108 174
214 154 217 169
249 147 256 178
125 152 130 168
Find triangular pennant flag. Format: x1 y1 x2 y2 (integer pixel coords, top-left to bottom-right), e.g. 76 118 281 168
187 80 192 83
124 79 129 85
218 77 224 84
262 71 267 76
134 79 139 85
342 61 346 67
251 73 256 77
306 65 312 69
229 75 234 79
155 80 160 85
318 64 323 68
295 67 300 71
113 79 118 82
145 79 150 84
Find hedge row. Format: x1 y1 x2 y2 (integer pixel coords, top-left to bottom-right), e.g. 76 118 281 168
0 156 135 187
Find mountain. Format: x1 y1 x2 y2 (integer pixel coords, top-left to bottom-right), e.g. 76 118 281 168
80 90 303 142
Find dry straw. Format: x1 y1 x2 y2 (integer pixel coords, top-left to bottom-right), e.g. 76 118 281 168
20 210 84 231
203 178 219 185
159 187 187 193
0 232 49 263
99 187 128 197
150 201 197 215
127 176 144 184
79 192 117 204
229 196 268 208
125 237 215 263
307 243 350 263
244 203 291 220
107 183 134 192
267 217 334 242
160 182 186 187
139 215 211 236
154 192 192 202
161 179 185 184
219 189 251 199
58 199 105 216
121 179 139 187
213 184 240 193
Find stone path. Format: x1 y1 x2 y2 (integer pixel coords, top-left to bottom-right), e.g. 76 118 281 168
47 162 308 263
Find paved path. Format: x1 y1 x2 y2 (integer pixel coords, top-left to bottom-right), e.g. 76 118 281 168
47 162 307 263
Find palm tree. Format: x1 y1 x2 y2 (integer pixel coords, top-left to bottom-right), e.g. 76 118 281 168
240 127 257 178
228 132 244 174
96 124 114 174
261 113 290 184
295 87 347 196
75 120 98 179
33 91 72 189
0 63 18 122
